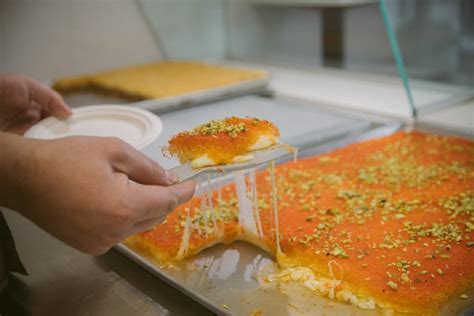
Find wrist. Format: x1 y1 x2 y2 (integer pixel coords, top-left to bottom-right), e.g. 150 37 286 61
0 132 38 211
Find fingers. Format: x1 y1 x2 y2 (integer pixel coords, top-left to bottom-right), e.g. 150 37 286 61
132 218 159 234
127 180 196 227
25 77 72 119
168 180 197 206
4 101 42 135
110 139 178 186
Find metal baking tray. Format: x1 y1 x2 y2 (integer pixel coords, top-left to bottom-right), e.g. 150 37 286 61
54 65 270 113
115 123 474 316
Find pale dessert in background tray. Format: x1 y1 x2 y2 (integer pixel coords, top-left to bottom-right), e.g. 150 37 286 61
52 61 267 101
126 130 474 315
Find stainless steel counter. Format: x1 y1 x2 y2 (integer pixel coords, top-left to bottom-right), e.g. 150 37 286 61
3 209 215 316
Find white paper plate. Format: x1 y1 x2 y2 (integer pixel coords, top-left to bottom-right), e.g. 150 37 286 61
25 105 163 152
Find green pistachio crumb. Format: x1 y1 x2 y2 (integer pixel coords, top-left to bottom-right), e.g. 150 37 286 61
387 281 398 290
401 273 410 283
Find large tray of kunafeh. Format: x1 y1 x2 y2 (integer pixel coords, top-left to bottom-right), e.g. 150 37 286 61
116 123 474 316
52 61 269 113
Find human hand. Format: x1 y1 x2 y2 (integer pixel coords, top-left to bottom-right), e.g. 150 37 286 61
2 134 195 255
0 75 71 135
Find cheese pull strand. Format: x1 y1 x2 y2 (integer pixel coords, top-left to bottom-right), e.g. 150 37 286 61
207 174 221 239
269 160 282 256
176 203 192 260
178 161 283 260
235 170 259 237
250 169 264 239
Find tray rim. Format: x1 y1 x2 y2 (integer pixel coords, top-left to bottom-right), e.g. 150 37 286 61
130 76 271 114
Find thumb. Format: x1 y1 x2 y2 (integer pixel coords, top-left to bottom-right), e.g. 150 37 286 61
47 91 72 119
128 179 196 223
112 140 178 186
26 77 72 119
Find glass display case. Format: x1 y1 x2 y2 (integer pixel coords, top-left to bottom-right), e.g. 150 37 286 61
138 0 473 123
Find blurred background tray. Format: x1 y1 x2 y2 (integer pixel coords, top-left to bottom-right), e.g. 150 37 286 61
54 64 271 113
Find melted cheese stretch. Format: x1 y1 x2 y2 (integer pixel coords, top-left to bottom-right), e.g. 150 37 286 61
268 161 282 257
234 162 281 254
178 160 282 260
177 158 377 311
177 203 192 260
178 177 216 258
235 170 259 236
266 267 376 310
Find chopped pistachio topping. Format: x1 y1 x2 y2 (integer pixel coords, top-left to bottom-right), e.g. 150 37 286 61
401 273 410 283
184 117 248 138
331 244 349 258
387 281 398 290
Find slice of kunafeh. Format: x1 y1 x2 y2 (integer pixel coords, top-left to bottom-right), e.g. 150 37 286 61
165 116 280 168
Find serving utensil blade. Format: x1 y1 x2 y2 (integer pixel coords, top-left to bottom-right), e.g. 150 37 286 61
170 144 295 182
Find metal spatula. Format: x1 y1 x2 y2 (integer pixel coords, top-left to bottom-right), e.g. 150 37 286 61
170 144 295 182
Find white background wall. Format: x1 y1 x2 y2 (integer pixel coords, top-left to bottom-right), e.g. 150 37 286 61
138 0 226 60
0 0 469 87
227 1 322 66
0 0 161 81
0 0 324 82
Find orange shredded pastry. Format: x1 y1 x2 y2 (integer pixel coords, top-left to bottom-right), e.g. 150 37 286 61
125 131 474 314
165 116 280 167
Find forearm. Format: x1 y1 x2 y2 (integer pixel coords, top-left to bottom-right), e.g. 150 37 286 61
0 131 35 210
